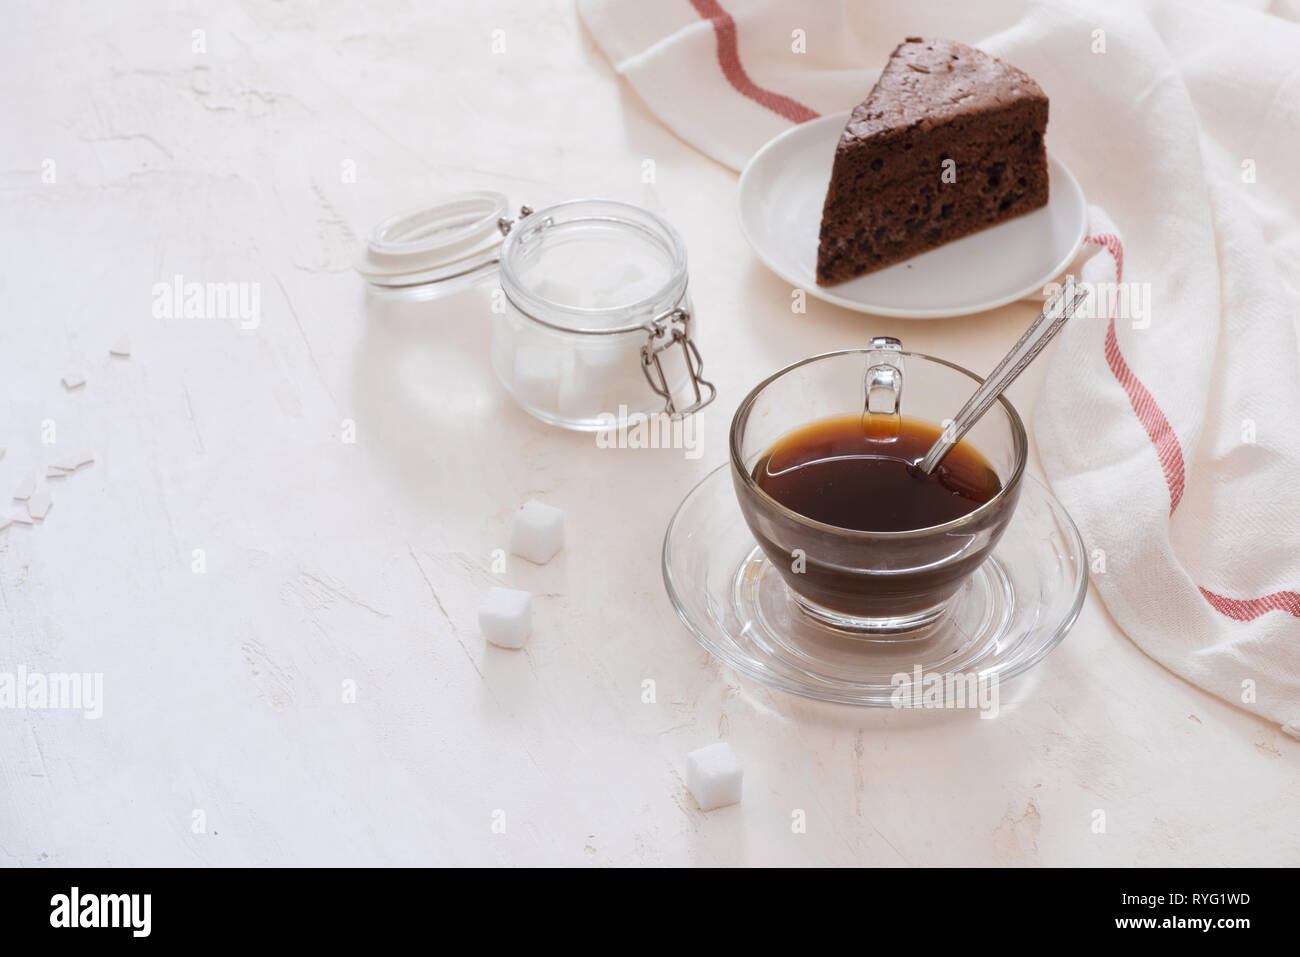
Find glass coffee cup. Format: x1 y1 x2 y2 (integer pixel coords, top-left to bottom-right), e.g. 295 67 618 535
730 344 1027 635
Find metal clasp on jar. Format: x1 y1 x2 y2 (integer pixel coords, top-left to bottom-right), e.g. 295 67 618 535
641 304 716 417
499 205 560 245
496 205 534 237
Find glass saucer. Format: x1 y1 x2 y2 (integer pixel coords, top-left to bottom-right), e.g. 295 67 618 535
662 464 1088 706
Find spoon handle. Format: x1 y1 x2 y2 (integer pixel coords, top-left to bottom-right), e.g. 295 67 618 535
917 278 1091 475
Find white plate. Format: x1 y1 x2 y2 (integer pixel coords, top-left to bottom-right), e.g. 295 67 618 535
737 111 1088 319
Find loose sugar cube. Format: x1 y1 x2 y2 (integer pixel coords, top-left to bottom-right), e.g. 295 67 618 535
686 742 743 811
478 587 533 649
509 499 564 565
13 472 36 501
27 488 53 521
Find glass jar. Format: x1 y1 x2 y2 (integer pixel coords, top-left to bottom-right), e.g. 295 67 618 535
355 193 714 431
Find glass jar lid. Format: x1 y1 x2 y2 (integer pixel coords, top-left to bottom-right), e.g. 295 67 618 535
355 190 523 297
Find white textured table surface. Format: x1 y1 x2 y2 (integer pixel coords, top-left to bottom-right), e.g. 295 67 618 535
2 0 1296 867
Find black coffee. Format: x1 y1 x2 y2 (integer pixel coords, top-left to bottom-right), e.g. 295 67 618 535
753 413 1001 532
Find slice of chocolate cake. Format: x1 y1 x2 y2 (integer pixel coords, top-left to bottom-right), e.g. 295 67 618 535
816 38 1049 285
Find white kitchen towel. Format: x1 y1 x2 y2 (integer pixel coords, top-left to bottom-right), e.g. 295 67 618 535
579 0 1300 731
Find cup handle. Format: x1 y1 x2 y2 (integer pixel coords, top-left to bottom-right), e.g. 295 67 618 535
864 336 904 419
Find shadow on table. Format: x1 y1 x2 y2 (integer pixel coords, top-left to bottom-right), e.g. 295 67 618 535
351 285 589 493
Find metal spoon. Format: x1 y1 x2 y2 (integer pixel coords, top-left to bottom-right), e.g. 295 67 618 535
915 276 1091 475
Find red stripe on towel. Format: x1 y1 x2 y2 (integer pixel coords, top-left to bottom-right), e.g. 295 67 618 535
1088 233 1300 620
1089 232 1186 515
688 0 820 124
1199 587 1300 621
